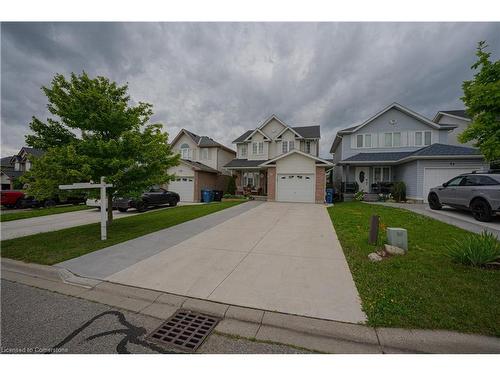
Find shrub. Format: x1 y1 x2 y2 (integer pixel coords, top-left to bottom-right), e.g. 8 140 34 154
447 231 500 267
226 176 236 195
222 194 247 199
354 191 365 201
391 181 406 202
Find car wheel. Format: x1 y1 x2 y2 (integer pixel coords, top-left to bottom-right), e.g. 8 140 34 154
428 193 442 210
169 198 178 207
136 201 147 212
470 199 493 222
44 199 56 208
118 207 128 213
14 199 23 209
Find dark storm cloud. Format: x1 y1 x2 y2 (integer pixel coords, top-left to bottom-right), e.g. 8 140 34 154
2 22 500 157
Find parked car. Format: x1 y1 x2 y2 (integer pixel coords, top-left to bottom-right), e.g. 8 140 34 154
0 190 25 208
113 187 180 212
428 170 500 222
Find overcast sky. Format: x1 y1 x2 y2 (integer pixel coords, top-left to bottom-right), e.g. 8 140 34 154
1 22 499 158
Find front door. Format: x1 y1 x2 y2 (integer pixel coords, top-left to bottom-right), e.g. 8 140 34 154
355 167 370 192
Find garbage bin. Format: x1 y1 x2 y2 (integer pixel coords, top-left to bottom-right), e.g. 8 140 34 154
213 190 223 202
201 189 213 203
325 188 334 204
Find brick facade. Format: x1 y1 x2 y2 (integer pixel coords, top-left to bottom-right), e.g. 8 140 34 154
267 167 276 201
315 166 326 203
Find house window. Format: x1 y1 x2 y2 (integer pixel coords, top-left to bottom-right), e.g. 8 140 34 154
253 142 263 155
374 167 391 182
393 132 401 147
305 141 311 154
240 144 247 157
258 142 264 154
243 171 259 188
180 143 190 159
282 141 294 153
424 131 431 146
252 142 258 154
415 131 432 146
384 133 393 147
365 134 372 148
357 135 363 148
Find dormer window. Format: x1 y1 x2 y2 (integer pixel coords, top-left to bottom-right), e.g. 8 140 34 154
252 142 263 155
305 141 311 154
180 143 191 159
282 141 294 153
201 148 209 160
241 144 247 157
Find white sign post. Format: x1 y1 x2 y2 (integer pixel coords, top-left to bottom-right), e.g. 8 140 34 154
59 176 113 240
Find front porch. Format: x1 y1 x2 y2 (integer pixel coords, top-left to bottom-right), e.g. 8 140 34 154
232 169 268 196
339 164 395 194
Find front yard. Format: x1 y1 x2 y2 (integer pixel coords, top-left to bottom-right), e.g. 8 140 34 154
328 202 500 337
1 201 244 265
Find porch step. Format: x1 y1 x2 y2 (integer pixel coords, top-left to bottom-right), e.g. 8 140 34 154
251 195 268 201
363 193 379 202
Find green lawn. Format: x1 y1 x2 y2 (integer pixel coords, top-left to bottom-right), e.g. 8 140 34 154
328 201 500 337
0 204 92 222
1 201 244 265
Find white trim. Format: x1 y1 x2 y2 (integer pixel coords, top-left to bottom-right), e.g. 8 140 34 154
433 111 471 123
243 128 271 142
258 114 290 130
259 149 333 167
275 126 303 140
340 154 484 165
276 172 315 203
345 102 443 134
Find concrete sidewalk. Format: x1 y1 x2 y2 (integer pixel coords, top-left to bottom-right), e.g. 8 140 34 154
2 258 500 354
368 202 500 237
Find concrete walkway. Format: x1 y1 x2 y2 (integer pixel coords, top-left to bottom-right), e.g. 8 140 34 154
57 201 262 279
105 202 366 323
368 202 500 237
1 203 198 240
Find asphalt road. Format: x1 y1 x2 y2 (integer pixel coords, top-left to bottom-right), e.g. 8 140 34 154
0 280 309 354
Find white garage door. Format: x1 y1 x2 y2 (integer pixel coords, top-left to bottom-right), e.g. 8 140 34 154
168 177 194 202
423 167 483 203
276 174 315 203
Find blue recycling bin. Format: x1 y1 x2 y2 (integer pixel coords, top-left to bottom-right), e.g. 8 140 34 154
325 188 334 204
201 189 213 203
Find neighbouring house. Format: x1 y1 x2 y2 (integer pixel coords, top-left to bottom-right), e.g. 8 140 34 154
0 147 44 190
224 115 333 203
433 110 473 147
330 103 488 203
165 129 236 202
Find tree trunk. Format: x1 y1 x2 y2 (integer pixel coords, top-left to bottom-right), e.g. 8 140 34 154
107 193 113 224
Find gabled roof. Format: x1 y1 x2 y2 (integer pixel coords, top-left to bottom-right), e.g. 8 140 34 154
242 128 271 143
259 149 333 167
223 159 265 169
180 159 220 174
1 170 24 179
337 103 445 136
10 147 44 164
1 156 14 168
233 130 253 143
339 143 482 164
293 126 321 138
433 110 471 123
170 129 236 155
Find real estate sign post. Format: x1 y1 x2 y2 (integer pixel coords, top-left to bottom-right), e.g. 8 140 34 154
59 177 113 240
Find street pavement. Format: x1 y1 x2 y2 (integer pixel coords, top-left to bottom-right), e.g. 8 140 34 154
0 280 309 354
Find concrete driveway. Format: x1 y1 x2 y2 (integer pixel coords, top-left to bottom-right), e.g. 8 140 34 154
106 202 366 323
1 203 197 240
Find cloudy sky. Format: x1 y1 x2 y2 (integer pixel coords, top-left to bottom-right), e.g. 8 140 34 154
1 22 499 158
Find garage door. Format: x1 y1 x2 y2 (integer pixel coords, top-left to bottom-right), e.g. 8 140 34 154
276 174 314 203
423 167 483 203
168 177 194 202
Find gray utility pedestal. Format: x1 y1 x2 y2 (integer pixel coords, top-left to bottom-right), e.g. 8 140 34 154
387 227 408 251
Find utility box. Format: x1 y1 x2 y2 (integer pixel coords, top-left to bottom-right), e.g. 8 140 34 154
387 227 408 251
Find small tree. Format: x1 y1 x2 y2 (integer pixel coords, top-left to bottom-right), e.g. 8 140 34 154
227 176 236 195
22 72 180 222
459 41 500 162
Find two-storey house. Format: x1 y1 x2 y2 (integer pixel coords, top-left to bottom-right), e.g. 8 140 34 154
330 103 488 202
224 115 333 203
166 129 236 202
0 147 44 190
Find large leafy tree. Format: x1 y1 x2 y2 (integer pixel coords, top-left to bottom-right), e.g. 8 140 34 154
23 72 179 222
459 41 500 163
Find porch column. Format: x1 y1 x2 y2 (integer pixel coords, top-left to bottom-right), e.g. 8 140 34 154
267 167 276 201
345 164 350 183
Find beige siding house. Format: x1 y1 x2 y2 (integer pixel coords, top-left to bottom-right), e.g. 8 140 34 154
166 129 236 202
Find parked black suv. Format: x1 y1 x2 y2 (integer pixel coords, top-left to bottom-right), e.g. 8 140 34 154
113 187 180 212
428 170 500 222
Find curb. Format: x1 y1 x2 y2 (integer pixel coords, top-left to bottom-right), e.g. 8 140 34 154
1 258 499 354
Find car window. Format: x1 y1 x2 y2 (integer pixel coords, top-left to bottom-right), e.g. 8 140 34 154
478 176 500 185
463 176 481 186
446 176 464 186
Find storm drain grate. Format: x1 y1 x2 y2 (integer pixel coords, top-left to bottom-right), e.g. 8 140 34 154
147 310 220 352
